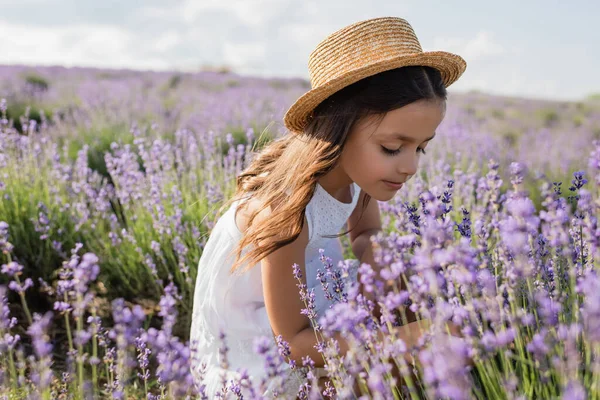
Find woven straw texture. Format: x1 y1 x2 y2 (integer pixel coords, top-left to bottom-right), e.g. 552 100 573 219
283 17 467 134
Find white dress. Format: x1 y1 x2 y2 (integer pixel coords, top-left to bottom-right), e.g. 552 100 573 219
190 182 361 398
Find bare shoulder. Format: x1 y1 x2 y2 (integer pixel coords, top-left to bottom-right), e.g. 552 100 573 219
234 196 264 234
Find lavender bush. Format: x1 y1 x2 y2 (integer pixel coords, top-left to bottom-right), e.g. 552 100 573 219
0 65 599 398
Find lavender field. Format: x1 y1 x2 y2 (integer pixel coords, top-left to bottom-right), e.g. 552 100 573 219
1 64 600 399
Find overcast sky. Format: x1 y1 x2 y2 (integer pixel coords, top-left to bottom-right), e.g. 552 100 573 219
0 0 598 101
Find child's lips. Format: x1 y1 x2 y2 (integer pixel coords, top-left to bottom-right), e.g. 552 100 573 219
382 180 404 190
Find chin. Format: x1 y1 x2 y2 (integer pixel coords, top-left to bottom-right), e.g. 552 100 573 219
379 193 398 202
365 189 397 202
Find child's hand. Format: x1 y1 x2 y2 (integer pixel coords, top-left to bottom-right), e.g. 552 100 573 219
444 320 464 338
442 320 475 367
392 319 475 367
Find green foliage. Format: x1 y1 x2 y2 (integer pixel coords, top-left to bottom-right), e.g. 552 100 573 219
2 71 600 398
574 101 586 112
168 74 182 89
268 80 295 90
63 123 136 180
463 105 476 116
491 108 505 119
473 109 488 123
501 130 520 148
23 72 49 91
298 79 311 90
0 172 82 298
586 92 600 101
96 71 119 80
218 124 275 156
537 108 560 127
4 101 49 133
573 114 585 127
0 126 212 338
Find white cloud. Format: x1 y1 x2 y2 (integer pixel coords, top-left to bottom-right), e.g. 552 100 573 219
0 21 167 69
179 0 286 26
222 41 267 73
154 31 183 52
430 31 505 61
0 0 45 4
284 22 333 49
426 31 523 98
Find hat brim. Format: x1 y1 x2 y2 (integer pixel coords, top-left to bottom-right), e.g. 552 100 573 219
283 51 466 134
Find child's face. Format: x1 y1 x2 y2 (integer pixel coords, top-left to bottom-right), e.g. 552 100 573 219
340 99 446 201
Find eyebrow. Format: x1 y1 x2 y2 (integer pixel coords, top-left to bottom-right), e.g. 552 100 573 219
381 132 437 143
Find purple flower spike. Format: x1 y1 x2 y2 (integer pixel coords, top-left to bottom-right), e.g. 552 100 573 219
0 222 14 253
1 261 23 277
8 278 33 294
27 312 54 390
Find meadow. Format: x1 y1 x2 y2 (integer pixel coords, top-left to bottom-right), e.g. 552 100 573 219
0 64 600 399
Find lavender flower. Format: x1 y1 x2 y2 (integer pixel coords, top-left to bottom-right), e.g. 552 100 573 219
0 221 12 254
419 333 473 400
27 311 54 390
578 270 600 343
2 66 600 399
589 140 600 186
500 196 539 259
456 207 472 238
510 161 527 185
1 261 22 277
8 278 33 294
569 171 588 192
159 280 180 335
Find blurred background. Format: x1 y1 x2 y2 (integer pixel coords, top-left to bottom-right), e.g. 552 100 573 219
1 0 598 101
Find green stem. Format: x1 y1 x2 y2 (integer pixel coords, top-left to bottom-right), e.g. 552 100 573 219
594 344 600 397
106 362 111 393
385 318 420 400
63 299 74 353
12 276 32 325
293 273 358 398
92 310 98 395
8 348 18 392
75 297 84 399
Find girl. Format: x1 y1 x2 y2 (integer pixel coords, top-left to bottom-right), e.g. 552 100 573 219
190 16 467 398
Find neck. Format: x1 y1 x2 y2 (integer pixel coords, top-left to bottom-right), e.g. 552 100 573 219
318 166 353 202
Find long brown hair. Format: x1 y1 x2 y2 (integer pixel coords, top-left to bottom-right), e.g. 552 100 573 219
225 66 448 273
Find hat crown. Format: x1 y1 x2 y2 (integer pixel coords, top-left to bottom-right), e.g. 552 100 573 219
283 16 466 134
308 17 423 89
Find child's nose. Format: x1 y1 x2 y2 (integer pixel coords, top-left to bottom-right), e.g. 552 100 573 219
397 153 419 177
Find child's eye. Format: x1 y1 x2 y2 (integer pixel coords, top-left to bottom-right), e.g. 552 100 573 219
381 145 401 156
380 146 427 156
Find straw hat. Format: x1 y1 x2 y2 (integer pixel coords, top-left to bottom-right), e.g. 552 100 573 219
283 17 467 134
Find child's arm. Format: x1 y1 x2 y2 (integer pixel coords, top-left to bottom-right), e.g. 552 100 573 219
347 193 467 350
259 200 433 368
347 190 418 323
260 209 342 366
